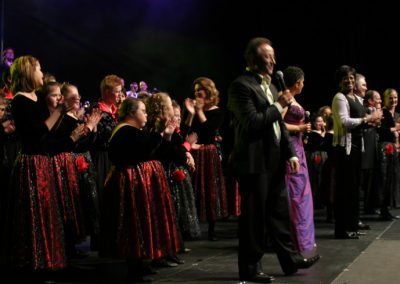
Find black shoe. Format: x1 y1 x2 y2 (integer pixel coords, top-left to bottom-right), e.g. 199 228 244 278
283 267 297 276
334 231 359 239
240 272 274 283
364 208 380 215
143 265 158 275
166 255 185 265
67 248 90 260
358 221 371 230
380 212 399 221
293 254 320 269
152 259 178 268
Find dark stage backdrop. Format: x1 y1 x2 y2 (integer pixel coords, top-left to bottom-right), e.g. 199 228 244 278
2 0 400 114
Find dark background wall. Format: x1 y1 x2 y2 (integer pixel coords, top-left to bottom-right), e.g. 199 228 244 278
2 0 399 113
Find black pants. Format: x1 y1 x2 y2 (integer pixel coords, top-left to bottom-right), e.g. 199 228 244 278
237 169 298 277
333 143 361 233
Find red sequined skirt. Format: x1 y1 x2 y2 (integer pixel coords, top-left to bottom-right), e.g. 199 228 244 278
6 154 67 270
100 160 180 260
191 144 228 221
52 152 87 240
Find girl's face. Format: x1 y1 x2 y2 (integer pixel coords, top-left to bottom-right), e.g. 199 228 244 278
34 62 44 88
64 86 81 111
0 103 6 120
117 92 126 105
131 101 147 128
173 106 181 125
314 116 325 131
162 96 174 121
46 86 62 110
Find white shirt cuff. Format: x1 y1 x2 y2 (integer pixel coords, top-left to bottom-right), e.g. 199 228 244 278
274 102 283 113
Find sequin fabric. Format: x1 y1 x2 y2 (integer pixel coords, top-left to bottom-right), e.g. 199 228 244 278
90 111 117 204
100 160 181 260
71 151 100 235
191 144 228 222
8 154 67 269
52 152 86 241
166 164 201 240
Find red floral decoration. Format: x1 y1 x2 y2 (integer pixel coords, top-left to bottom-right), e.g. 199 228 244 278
75 155 90 173
385 143 394 155
314 154 322 165
171 169 186 182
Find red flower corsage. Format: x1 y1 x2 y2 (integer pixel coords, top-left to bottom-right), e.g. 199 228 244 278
171 169 186 182
314 154 322 165
75 155 90 173
386 143 394 155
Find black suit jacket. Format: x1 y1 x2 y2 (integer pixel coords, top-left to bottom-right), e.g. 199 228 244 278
227 70 296 175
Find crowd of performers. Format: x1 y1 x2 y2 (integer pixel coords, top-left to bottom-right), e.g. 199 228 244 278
0 55 232 282
1 54 400 283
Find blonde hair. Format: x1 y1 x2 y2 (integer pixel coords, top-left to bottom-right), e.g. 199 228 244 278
60 82 77 97
145 92 171 133
100 74 123 99
10 55 41 94
383 88 398 108
192 77 220 106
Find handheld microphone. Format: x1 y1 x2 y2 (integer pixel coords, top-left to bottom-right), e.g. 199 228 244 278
303 111 311 141
304 111 311 123
275 70 287 92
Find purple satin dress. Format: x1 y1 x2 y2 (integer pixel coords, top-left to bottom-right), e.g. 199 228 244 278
284 104 316 252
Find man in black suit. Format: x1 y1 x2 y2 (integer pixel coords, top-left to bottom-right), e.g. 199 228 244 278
227 37 319 283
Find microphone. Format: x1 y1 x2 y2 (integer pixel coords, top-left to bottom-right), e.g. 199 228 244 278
303 111 311 141
275 70 287 92
304 111 311 123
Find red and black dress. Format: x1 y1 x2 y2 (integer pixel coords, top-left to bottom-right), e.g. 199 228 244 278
185 108 228 222
47 114 100 248
99 124 180 260
4 94 66 270
90 100 118 206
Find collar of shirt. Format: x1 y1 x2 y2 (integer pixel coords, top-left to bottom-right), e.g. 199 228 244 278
261 75 271 86
98 100 118 120
245 67 271 85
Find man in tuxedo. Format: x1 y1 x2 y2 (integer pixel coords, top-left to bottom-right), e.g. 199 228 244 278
360 89 382 218
227 37 319 283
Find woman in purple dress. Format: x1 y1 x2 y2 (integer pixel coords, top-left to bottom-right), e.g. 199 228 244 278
282 66 316 253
